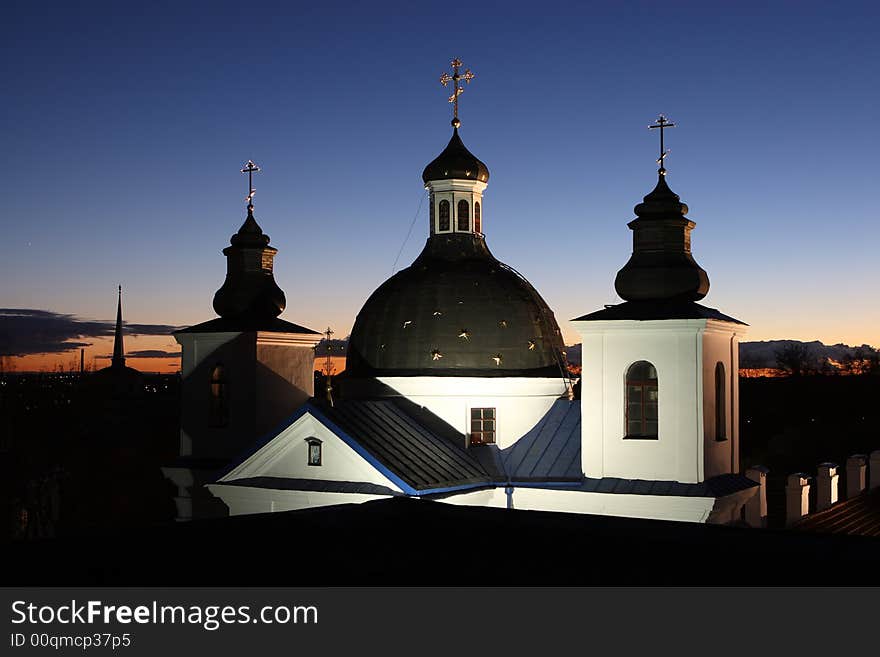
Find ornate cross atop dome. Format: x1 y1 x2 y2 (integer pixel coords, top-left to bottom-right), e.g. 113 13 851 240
649 115 676 175
439 58 475 128
241 159 261 205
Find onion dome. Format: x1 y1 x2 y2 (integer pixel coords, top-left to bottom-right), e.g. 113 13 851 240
422 128 490 184
346 232 566 378
614 174 710 302
212 204 286 321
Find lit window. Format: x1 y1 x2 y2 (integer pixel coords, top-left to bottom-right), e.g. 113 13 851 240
474 201 481 233
306 438 322 466
625 361 658 439
457 200 470 231
470 407 495 445
439 200 450 231
209 364 228 427
715 362 727 441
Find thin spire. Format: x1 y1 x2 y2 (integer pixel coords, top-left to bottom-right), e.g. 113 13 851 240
112 284 125 369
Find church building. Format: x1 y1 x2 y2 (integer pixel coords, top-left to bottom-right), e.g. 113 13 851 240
164 60 757 525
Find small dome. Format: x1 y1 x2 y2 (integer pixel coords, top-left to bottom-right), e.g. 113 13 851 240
347 233 565 378
422 129 490 184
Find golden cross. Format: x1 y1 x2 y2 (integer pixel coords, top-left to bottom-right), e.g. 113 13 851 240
649 115 675 174
439 58 475 128
241 160 261 204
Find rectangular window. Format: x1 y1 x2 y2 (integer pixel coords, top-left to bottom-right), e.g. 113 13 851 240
470 407 496 445
307 441 322 466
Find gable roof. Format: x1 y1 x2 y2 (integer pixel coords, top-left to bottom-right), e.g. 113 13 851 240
312 399 491 494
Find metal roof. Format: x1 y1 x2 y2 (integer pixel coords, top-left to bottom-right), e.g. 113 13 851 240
500 399 582 481
314 399 492 493
572 300 746 324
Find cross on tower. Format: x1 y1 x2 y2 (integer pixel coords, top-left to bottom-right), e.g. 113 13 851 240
241 160 261 204
439 58 475 128
649 115 676 175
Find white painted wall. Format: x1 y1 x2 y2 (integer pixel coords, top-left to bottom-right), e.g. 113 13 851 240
207 484 392 516
441 486 717 523
573 318 745 484
426 178 487 235
220 412 403 492
376 376 568 448
702 324 745 478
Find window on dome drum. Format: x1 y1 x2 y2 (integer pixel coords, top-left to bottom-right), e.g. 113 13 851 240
625 361 658 439
457 200 470 231
715 362 727 441
438 199 450 231
429 193 435 234
470 407 496 445
306 438 322 466
209 364 228 427
474 201 481 233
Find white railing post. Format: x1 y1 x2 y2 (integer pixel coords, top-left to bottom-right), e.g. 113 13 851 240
745 466 769 528
846 455 867 498
816 463 839 512
786 473 811 527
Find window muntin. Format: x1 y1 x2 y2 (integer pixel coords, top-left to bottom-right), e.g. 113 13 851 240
625 361 658 439
470 407 496 445
306 438 322 466
474 201 481 233
715 362 727 441
209 364 228 427
457 200 470 231
438 200 450 231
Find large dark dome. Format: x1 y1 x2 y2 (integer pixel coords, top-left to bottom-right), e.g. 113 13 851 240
346 233 566 378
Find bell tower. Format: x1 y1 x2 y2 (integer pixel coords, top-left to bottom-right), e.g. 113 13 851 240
572 116 747 485
164 161 321 520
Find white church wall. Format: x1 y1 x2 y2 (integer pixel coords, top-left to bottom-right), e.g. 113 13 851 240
440 486 716 523
702 323 745 479
574 319 706 483
206 484 392 516
219 413 403 492
376 376 568 448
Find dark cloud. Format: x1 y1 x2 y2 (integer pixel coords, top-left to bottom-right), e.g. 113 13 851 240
0 309 183 357
95 349 182 359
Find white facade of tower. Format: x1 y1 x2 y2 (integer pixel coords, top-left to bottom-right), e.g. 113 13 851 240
572 317 746 483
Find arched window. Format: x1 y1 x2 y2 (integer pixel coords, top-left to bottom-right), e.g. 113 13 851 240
209 364 228 427
429 193 435 235
625 361 658 439
715 362 727 441
306 437 322 466
474 201 481 233
457 200 470 231
438 200 450 232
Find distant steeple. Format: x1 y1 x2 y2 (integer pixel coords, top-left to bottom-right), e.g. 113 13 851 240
112 285 125 369
212 161 286 321
614 116 710 302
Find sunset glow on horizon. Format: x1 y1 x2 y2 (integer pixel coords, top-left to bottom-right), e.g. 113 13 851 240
3 3 879 366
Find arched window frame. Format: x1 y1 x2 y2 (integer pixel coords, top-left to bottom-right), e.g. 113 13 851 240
624 361 658 439
474 201 481 234
715 362 727 441
429 192 435 235
305 437 322 466
438 199 450 232
209 363 228 427
457 199 470 232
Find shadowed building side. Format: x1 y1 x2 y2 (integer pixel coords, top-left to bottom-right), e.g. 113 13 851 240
163 164 321 521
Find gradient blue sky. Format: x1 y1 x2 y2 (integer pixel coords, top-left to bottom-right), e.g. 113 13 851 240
3 1 879 358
